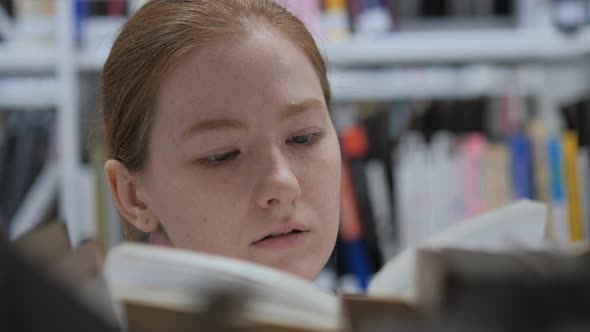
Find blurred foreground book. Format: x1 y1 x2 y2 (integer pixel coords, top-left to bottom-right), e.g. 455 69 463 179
104 200 550 332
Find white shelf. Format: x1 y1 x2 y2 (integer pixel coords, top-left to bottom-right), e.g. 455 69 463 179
0 46 57 73
322 27 590 66
76 27 590 73
0 78 58 108
330 66 528 101
77 47 110 72
330 63 590 102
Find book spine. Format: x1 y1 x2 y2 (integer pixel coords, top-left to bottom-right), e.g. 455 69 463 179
365 159 396 260
509 133 535 200
526 118 550 202
348 157 382 270
460 133 487 217
562 131 584 242
321 0 350 41
107 0 126 17
394 133 428 249
355 0 393 35
577 147 590 240
547 136 569 246
340 160 371 291
483 143 511 209
340 122 376 292
74 0 88 45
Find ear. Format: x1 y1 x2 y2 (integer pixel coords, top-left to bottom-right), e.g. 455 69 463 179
104 159 159 233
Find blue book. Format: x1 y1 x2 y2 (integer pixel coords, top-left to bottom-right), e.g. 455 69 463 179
341 238 372 292
74 0 88 44
547 136 565 204
509 133 535 200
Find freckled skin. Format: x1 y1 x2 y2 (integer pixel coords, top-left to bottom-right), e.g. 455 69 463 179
135 27 341 281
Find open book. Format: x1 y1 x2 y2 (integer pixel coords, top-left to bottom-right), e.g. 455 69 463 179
104 200 548 332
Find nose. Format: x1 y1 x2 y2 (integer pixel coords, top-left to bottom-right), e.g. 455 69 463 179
254 148 302 209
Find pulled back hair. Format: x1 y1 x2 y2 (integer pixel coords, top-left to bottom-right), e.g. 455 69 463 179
101 0 330 174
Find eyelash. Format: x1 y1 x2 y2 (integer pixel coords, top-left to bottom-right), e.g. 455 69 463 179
287 133 322 146
199 150 240 166
198 133 322 166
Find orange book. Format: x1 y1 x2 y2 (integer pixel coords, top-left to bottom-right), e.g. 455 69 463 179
339 160 363 240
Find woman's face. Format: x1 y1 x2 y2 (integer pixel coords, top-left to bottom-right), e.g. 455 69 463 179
138 27 341 280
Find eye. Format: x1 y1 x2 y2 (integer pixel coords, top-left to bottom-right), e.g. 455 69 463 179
199 150 240 165
287 133 321 146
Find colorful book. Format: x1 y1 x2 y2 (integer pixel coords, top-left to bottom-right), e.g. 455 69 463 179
509 133 535 200
563 131 584 242
339 123 374 290
460 133 487 217
321 0 350 41
546 136 569 245
483 143 511 209
526 117 549 202
340 160 372 290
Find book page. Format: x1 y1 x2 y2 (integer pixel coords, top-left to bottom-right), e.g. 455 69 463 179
367 200 547 300
104 243 341 331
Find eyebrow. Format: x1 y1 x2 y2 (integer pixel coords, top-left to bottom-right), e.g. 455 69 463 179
181 98 326 139
181 118 246 140
281 98 326 121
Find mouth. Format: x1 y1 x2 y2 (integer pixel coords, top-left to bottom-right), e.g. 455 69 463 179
252 227 310 250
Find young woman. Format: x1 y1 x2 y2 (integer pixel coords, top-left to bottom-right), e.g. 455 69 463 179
102 0 341 281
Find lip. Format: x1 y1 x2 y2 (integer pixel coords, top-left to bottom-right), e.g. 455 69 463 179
251 222 310 250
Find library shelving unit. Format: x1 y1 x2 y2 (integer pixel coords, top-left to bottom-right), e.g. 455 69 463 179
3 1 87 245
324 26 590 132
4 0 590 248
324 27 590 65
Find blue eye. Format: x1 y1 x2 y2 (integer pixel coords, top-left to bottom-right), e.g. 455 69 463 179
200 150 240 165
288 133 321 146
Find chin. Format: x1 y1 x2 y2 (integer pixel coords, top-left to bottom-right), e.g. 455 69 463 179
242 251 321 281
274 261 323 282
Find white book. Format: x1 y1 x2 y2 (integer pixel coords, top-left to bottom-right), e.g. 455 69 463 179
365 159 396 260
577 148 590 240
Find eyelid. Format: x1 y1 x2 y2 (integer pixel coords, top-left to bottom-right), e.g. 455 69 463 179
288 131 323 145
291 127 322 136
197 149 240 166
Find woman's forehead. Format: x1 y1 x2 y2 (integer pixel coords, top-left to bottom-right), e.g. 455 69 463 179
154 29 324 123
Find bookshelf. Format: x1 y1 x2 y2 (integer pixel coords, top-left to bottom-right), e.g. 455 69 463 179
0 78 57 108
2 0 590 254
76 47 109 72
322 27 590 66
0 47 56 73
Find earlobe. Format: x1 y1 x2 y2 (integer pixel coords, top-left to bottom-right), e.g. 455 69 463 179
132 209 160 233
104 159 160 233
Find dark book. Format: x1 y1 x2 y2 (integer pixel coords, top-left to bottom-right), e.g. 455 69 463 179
421 0 448 17
0 0 13 17
341 123 382 272
0 111 53 227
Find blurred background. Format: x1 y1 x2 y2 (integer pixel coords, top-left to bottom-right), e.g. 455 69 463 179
0 0 589 293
